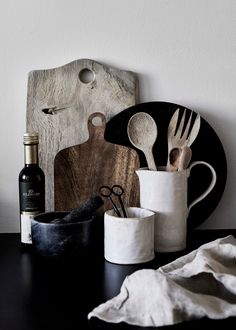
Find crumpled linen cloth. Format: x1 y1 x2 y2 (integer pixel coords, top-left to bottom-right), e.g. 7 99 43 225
88 235 236 327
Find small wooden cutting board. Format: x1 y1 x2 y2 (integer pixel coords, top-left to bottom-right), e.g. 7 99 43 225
54 112 140 214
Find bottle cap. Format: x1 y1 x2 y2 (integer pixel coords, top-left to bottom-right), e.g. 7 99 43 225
23 132 39 145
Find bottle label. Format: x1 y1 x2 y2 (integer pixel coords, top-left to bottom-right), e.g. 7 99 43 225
20 214 34 244
20 182 44 212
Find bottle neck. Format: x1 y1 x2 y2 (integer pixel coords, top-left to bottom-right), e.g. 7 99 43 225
24 144 38 165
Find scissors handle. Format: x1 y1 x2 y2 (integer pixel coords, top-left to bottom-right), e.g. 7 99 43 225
117 196 127 218
99 185 122 217
112 185 127 218
109 196 122 217
99 185 112 197
111 185 124 196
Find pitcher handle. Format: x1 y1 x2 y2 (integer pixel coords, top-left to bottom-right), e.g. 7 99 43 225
187 161 217 214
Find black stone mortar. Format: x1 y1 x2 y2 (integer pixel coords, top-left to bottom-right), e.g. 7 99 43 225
31 212 94 258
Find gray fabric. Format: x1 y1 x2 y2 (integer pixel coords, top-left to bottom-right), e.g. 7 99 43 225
88 235 236 327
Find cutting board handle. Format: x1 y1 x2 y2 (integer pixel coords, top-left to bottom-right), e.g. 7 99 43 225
88 112 106 141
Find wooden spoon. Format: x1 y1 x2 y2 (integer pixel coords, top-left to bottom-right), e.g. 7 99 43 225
178 146 192 171
127 112 157 170
169 148 181 171
169 146 192 171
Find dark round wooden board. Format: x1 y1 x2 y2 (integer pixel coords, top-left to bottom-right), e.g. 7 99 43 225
105 101 227 229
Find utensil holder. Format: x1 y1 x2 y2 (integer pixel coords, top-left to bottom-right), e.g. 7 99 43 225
136 162 217 252
104 207 155 264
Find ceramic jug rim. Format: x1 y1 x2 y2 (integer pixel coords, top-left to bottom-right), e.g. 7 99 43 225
136 166 167 172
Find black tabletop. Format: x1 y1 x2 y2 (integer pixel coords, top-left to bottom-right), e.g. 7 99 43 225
0 230 236 330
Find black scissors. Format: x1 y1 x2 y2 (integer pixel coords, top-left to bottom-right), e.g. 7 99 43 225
99 185 127 218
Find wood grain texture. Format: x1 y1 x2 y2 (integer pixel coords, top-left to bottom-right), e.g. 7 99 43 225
54 113 140 214
26 59 138 211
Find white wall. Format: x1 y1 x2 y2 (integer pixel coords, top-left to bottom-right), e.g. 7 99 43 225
0 0 236 232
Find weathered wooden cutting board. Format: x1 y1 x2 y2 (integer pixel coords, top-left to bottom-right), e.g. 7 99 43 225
26 59 138 211
54 112 140 214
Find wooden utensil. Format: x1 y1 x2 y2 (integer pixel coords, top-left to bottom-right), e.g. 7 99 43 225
127 112 158 170
167 109 201 171
169 148 181 171
54 112 140 215
169 146 192 171
26 59 138 211
178 146 192 171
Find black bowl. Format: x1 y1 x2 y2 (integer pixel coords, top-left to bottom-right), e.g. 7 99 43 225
31 212 94 258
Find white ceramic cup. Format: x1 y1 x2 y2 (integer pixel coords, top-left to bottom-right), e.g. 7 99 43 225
136 161 217 252
104 207 155 264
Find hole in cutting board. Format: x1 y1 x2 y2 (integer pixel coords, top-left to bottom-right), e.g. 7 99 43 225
92 116 103 126
79 68 95 84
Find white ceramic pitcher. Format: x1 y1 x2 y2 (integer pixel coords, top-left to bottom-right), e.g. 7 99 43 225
136 161 217 252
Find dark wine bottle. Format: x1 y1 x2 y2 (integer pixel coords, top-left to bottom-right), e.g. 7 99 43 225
19 132 45 248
